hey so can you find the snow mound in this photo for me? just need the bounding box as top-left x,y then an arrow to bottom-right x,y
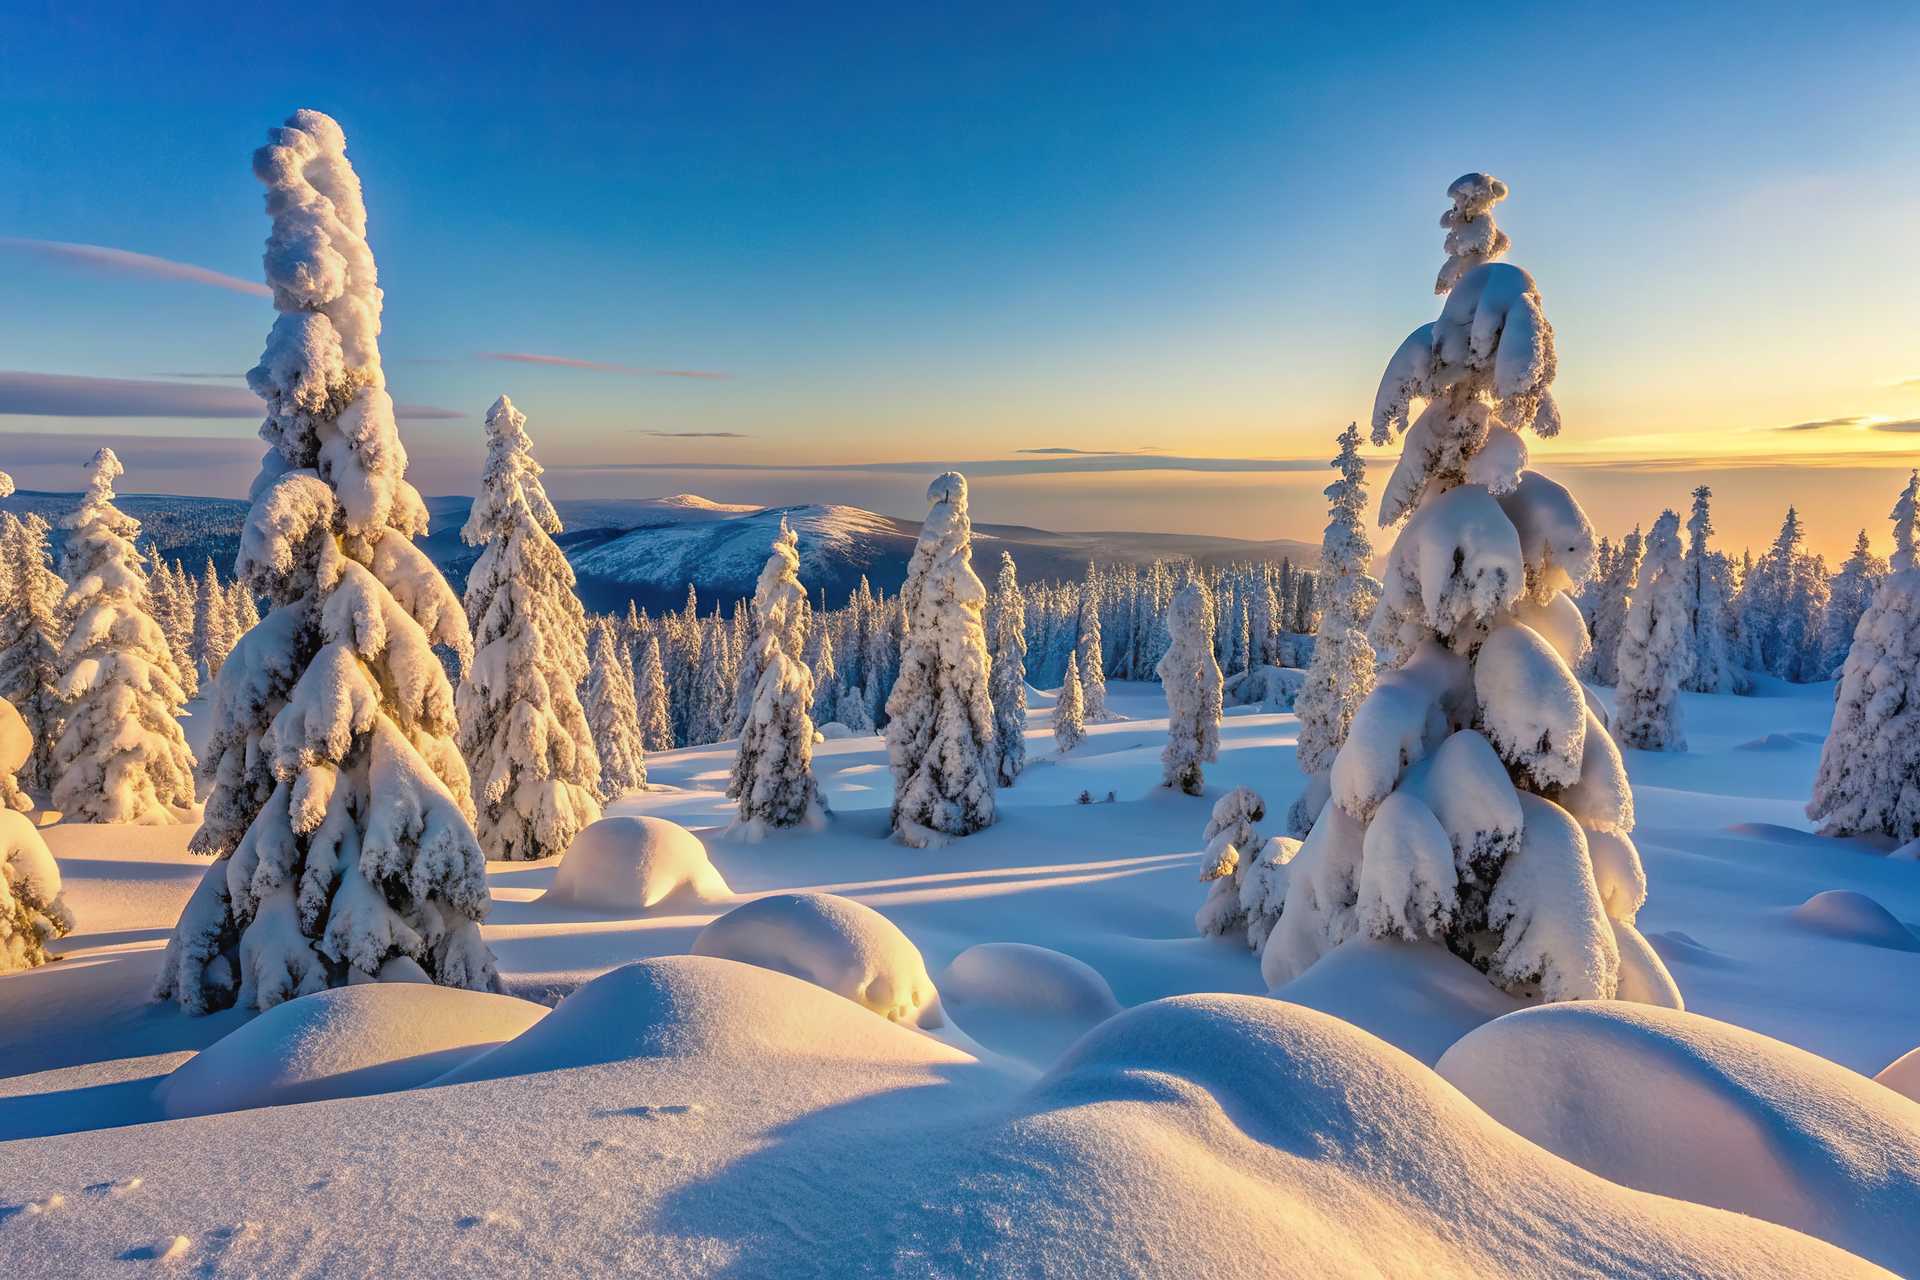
538,816 -> 731,914
1877,1047 -> 1920,1104
437,955 -> 966,1085
1736,732 -> 1819,752
1272,938 -> 1521,1065
1437,1001 -> 1920,1275
938,942 -> 1121,1066
156,984 -> 550,1119
692,892 -> 942,1026
1031,994 -> 1880,1277
1788,889 -> 1919,951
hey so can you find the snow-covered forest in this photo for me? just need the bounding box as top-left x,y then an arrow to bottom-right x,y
1,112 -> 1917,1280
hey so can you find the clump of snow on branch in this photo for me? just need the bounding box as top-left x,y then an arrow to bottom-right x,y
727,519 -> 825,838
1614,509 -> 1693,751
156,109 -> 498,1016
49,448 -> 198,823
886,474 -> 995,846
1263,175 -> 1670,1007
1158,580 -> 1221,795
454,395 -> 601,860
1808,471 -> 1920,839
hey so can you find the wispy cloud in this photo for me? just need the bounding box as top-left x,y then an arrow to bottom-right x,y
1014,446 -> 1162,456
0,371 -> 462,421
1770,414 -> 1920,434
0,237 -> 268,297
1870,418 -> 1920,433
1775,415 -> 1868,432
551,454 -> 1324,479
640,431 -> 751,439
477,352 -> 728,380
148,372 -> 244,381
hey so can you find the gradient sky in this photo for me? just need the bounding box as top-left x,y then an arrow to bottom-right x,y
3,2 -> 1918,559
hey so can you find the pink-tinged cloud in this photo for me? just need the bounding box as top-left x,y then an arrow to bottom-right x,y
0,371 -> 462,421
477,351 -> 729,379
0,237 -> 269,297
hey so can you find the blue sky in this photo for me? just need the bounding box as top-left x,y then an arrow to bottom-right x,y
2,2 -> 1918,555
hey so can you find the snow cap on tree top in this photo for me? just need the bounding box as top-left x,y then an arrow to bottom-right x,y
1437,172 -> 1512,294
928,471 -> 967,508
0,470 -> 13,499
85,447 -> 123,496
1893,470 -> 1919,573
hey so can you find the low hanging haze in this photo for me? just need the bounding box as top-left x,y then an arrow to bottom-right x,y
2,2 -> 1918,560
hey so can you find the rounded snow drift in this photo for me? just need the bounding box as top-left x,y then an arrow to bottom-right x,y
1877,1046 -> 1920,1105
539,816 -> 732,915
435,955 -> 967,1086
692,892 -> 941,1026
939,943 -> 1121,1065
1787,889 -> 1919,951
157,983 -> 550,1119
1436,1001 -> 1920,1275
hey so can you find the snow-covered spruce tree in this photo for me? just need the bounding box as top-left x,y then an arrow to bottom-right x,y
886,473 -> 995,846
1196,785 -> 1263,939
988,550 -> 1029,786
727,520 -> 824,836
1290,422 -> 1379,836
1264,174 -> 1674,1007
690,619 -> 732,745
1808,471 -> 1920,840
1680,486 -> 1736,694
582,617 -> 647,800
0,806 -> 73,971
151,554 -> 199,702
637,633 -> 674,751
1615,510 -> 1692,751
0,512 -> 65,793
1053,651 -> 1086,752
1819,530 -> 1885,678
155,109 -> 499,1014
1076,584 -> 1110,721
1584,526 -> 1640,686
731,519 -> 806,738
49,448 -> 197,823
229,578 -> 261,636
193,556 -> 238,682
809,624 -> 838,727
1158,581 -> 1222,795
455,395 -> 600,861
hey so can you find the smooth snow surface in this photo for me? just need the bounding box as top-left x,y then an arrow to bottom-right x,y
938,941 -> 1121,1067
1877,1046 -> 1920,1103
539,816 -> 731,914
1273,938 -> 1522,1065
1437,1001 -> 1920,1275
692,892 -> 941,1026
157,984 -> 550,1119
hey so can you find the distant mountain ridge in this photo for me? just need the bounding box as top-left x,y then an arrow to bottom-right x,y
0,490 -> 1320,613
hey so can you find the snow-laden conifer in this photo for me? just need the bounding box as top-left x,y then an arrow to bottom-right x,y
1158,580 -> 1222,795
728,521 -> 824,836
0,808 -> 72,971
886,473 -> 995,846
637,633 -> 674,752
1808,472 -> 1920,839
193,556 -> 239,681
1585,528 -> 1640,686
1076,588 -> 1110,722
1819,530 -> 1885,678
1615,510 -> 1692,751
582,617 -> 647,800
1265,175 -> 1670,1007
156,110 -> 498,1014
50,449 -> 197,822
1680,486 -> 1736,694
809,624 -> 838,727
1195,785 -> 1273,945
0,511 -> 65,793
455,395 -> 600,860
988,550 -> 1029,786
1291,422 -> 1378,834
1053,651 -> 1086,753
229,578 -> 261,636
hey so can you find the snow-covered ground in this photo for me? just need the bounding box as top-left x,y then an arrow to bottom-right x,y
2,679 -> 1918,1276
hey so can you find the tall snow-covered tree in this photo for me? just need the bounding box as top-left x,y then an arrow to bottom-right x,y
636,634 -> 675,752
228,578 -> 261,636
886,473 -> 995,846
156,109 -> 498,1014
1680,486 -> 1736,694
0,512 -> 65,793
1158,580 -> 1222,795
1819,530 -> 1885,678
988,550 -> 1029,786
1291,422 -> 1378,834
193,556 -> 239,682
49,449 -> 197,823
1808,471 -> 1920,840
808,623 -> 838,727
1585,527 -> 1640,686
1615,509 -> 1692,751
582,616 -> 647,800
150,554 -> 199,701
728,522 -> 824,836
1076,584 -> 1109,721
1053,650 -> 1086,753
1265,173 -> 1674,1008
455,395 -> 600,861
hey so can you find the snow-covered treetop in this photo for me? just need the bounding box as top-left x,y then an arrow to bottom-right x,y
461,395 -> 560,545
1436,172 -> 1512,294
246,108 -> 426,549
0,470 -> 12,499
1892,471 -> 1919,574
753,517 -> 807,654
928,471 -> 966,509
906,471 -> 987,623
